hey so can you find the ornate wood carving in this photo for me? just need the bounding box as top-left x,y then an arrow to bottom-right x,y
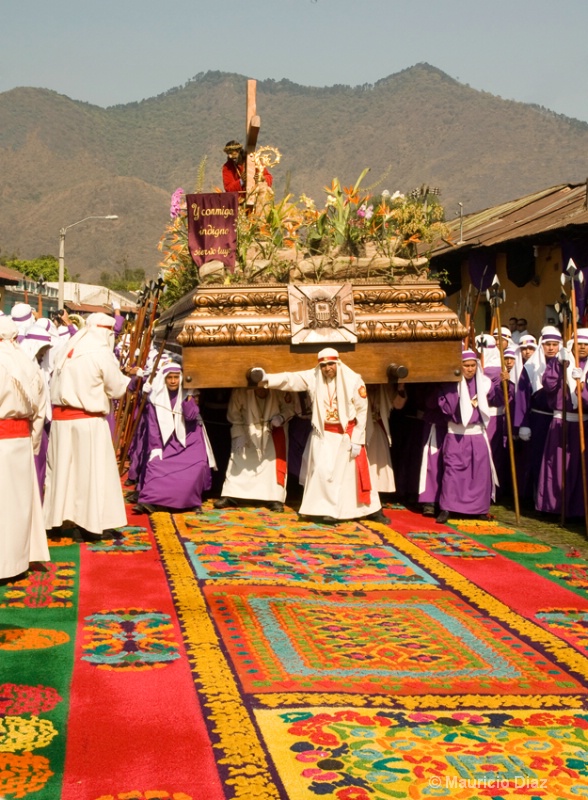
175,281 -> 466,348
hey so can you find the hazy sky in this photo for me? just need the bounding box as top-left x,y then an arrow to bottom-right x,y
1,0 -> 587,121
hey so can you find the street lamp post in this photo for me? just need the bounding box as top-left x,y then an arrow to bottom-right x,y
58,215 -> 119,308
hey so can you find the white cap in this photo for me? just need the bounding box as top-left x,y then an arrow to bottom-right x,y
317,347 -> 339,363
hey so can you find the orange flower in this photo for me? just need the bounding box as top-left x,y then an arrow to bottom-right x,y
343,185 -> 360,204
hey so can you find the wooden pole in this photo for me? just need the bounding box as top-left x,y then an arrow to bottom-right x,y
568,264 -> 588,536
494,301 -> 520,524
487,277 -> 520,524
118,318 -> 175,475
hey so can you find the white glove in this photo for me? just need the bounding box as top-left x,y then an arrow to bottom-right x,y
142,382 -> 153,395
558,346 -> 569,363
249,367 -> 266,384
135,367 -> 144,378
112,300 -> 121,310
270,414 -> 284,428
518,426 -> 531,442
572,367 -> 584,380
349,443 -> 362,459
233,435 -> 247,452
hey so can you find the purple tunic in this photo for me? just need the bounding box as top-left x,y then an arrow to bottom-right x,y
138,391 -> 212,510
536,357 -> 588,517
514,363 -> 553,503
437,376 -> 500,516
482,366 -> 514,499
34,421 -> 50,499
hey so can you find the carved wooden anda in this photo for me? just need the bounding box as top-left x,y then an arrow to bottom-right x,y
160,279 -> 466,388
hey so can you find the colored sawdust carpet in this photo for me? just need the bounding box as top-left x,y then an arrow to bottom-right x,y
4,501 -> 588,798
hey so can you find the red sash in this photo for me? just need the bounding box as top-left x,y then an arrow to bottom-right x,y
0,418 -> 31,439
271,426 -> 287,487
323,419 -> 372,504
52,406 -> 106,421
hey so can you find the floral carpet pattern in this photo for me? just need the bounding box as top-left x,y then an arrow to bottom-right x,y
4,505 -> 588,798
151,505 -> 588,799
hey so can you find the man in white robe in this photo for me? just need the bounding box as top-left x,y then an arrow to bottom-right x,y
214,386 -> 296,512
43,312 -> 131,540
251,348 -> 384,522
0,317 -> 50,580
366,383 -> 407,496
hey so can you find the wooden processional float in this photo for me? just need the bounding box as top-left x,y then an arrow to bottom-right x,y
155,78 -> 466,387
156,277 -> 467,389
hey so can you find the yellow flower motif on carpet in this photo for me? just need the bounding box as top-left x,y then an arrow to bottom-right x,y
493,541 -> 551,554
0,716 -> 58,753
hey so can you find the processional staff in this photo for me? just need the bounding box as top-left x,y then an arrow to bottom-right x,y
117,314 -> 176,476
115,278 -> 165,461
562,259 -> 588,535
113,284 -> 152,449
554,288 -> 571,526
487,276 -> 520,524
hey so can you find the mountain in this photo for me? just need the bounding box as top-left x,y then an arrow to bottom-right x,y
2,63 -> 588,283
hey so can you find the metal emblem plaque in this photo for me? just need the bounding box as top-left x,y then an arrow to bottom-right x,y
288,283 -> 357,344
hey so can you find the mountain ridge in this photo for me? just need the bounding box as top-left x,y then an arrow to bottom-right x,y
2,63 -> 587,282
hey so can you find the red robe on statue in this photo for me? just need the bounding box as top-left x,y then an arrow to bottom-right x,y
222,159 -> 273,195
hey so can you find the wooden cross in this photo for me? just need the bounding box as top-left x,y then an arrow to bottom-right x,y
244,79 -> 261,206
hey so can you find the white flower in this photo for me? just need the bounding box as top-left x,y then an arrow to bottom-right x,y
326,195 -> 337,208
391,191 -> 405,201
381,190 -> 390,198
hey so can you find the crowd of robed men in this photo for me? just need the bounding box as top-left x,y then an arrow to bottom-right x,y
1,300 -> 585,583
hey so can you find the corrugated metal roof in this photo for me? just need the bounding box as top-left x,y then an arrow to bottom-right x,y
0,265 -> 25,283
431,183 -> 588,257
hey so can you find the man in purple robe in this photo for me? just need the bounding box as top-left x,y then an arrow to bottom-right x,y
136,363 -> 215,513
435,349 -> 504,524
514,326 -> 559,505
536,328 -> 588,517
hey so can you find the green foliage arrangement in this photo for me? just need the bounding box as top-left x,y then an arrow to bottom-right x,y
158,168 -> 450,308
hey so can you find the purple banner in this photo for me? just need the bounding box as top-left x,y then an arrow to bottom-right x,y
186,192 -> 238,272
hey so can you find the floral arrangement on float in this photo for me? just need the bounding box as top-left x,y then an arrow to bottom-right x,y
157,154 -> 450,308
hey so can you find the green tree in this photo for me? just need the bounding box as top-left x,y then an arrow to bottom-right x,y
3,255 -> 68,282
100,263 -> 146,292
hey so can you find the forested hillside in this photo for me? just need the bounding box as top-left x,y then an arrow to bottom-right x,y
2,63 -> 587,282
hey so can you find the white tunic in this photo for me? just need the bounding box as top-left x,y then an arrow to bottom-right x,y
221,388 -> 295,502
0,342 -> 49,579
366,384 -> 406,494
43,327 -> 130,534
266,366 -> 381,519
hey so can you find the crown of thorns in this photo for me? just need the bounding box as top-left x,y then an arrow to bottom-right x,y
224,140 -> 243,154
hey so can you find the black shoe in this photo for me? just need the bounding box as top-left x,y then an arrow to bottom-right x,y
366,509 -> 388,524
74,528 -> 112,542
126,490 -> 139,503
133,503 -> 158,515
422,503 -> 436,517
267,502 -> 284,513
213,496 -> 238,509
321,515 -> 339,524
436,510 -> 450,524
124,478 -> 136,487
191,507 -> 204,515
